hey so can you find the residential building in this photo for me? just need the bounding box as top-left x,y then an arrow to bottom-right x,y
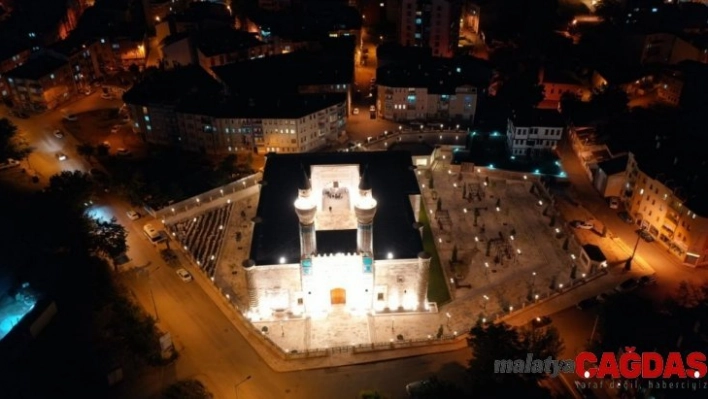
3,53 -> 76,112
398,0 -> 462,57
538,67 -> 587,106
593,155 -> 629,199
123,65 -> 347,155
48,38 -> 103,92
622,148 -> 708,267
657,68 -> 683,106
375,58 -> 491,122
566,125 -> 627,182
0,44 -> 32,102
506,109 -> 565,157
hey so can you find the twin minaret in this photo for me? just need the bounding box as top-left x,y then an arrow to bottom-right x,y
293,165 -> 378,259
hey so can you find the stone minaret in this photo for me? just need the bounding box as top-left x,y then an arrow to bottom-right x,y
294,166 -> 317,258
354,166 -> 378,256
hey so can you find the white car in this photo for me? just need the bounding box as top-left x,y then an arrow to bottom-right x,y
63,114 -> 78,121
52,129 -> 64,138
369,105 -> 376,112
55,152 -> 68,161
176,268 -> 192,282
352,108 -> 359,115
126,210 -> 140,220
570,220 -> 594,230
608,197 -> 620,209
110,125 -> 121,134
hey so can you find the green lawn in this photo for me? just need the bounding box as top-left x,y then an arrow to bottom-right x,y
420,201 -> 451,305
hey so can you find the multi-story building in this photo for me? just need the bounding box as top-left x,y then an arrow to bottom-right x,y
3,53 -> 76,112
0,44 -> 32,102
174,93 -> 347,154
657,68 -> 684,106
622,152 -> 708,267
376,58 -> 490,122
506,109 -> 565,157
398,0 -> 462,58
123,65 -> 347,155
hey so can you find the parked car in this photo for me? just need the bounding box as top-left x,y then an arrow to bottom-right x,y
617,211 -> 634,224
102,141 -> 111,148
369,105 -> 376,112
52,129 -> 64,139
126,210 -> 140,220
531,316 -> 552,328
638,275 -> 657,286
636,229 -> 655,242
55,152 -> 67,161
596,291 -> 616,303
176,268 -> 192,282
405,378 -> 440,398
576,297 -> 600,310
11,110 -> 29,119
63,114 -> 78,121
83,88 -> 92,95
352,107 -> 359,115
608,197 -> 620,209
616,278 -> 639,293
570,220 -> 594,230
101,92 -> 113,100
116,148 -> 131,157
110,125 -> 121,134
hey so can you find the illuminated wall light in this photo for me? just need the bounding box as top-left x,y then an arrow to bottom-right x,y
387,252 -> 393,259
279,256 -> 286,264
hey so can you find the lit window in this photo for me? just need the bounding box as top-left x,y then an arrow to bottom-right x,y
144,115 -> 150,122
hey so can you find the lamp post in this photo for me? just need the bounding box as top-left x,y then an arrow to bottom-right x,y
625,227 -> 644,271
234,375 -> 252,398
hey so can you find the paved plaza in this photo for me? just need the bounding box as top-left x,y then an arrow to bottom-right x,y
159,154 -> 653,358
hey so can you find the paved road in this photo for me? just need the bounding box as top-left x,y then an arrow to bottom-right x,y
556,138 -> 708,297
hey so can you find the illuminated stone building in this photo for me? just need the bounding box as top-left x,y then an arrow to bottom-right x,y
243,152 -> 431,319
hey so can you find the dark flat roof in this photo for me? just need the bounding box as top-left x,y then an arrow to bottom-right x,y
122,66 -> 222,106
176,92 -> 346,119
196,29 -> 263,57
597,155 -> 628,176
5,54 -> 67,80
377,57 -> 492,94
250,151 -> 423,265
511,108 -> 566,127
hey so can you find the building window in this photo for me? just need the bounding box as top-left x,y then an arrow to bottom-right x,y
377,293 -> 385,301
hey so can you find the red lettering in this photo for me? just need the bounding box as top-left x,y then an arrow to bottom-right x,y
663,352 -> 687,379
642,352 -> 664,378
575,352 -> 597,379
619,350 -> 642,379
597,352 -> 621,379
686,352 -> 707,379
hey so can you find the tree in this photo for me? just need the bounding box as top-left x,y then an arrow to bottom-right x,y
0,117 -> 32,161
162,379 -> 213,399
88,217 -> 128,258
45,170 -> 95,210
467,322 -> 556,397
76,143 -> 96,162
591,85 -> 629,118
496,70 -> 545,112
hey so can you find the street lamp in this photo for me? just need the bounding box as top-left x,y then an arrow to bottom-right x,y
625,227 -> 644,271
235,375 -> 252,398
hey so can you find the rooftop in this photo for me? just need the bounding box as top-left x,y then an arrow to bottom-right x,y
122,66 -> 223,106
597,155 -> 628,176
212,50 -> 353,94
250,151 -> 423,265
511,108 -> 566,127
376,57 -> 492,94
5,54 -> 67,80
176,92 -> 346,119
195,29 -> 263,57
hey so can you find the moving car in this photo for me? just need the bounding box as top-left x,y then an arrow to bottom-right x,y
126,210 -> 140,220
63,114 -> 78,121
616,278 -> 639,293
570,220 -> 594,230
176,268 -> 192,282
55,152 -> 67,161
608,197 -> 620,209
617,211 -> 634,224
576,297 -> 600,310
636,229 -> 655,242
52,129 -> 64,139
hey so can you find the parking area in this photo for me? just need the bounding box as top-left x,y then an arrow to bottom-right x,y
61,107 -> 144,158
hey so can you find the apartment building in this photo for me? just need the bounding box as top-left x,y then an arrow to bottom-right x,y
376,58 -> 490,122
174,94 -> 347,154
0,44 -> 32,102
623,152 -> 708,267
3,53 -> 76,112
506,109 -> 565,157
398,0 -> 462,58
